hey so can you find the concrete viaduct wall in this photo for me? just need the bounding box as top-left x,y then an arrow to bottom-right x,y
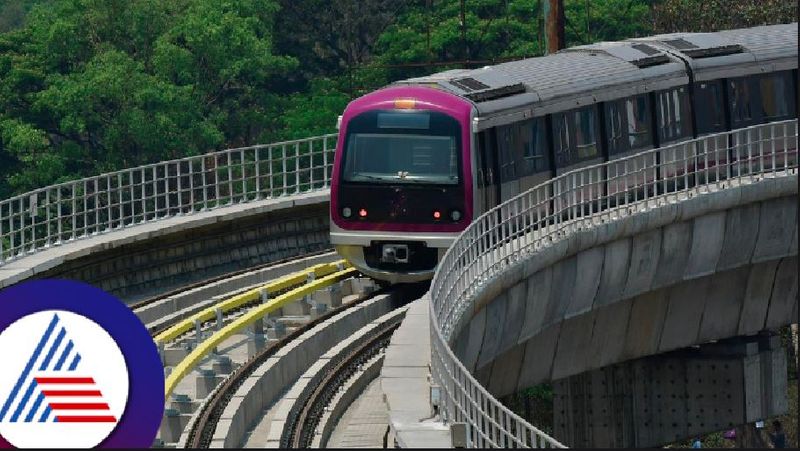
450,177 -> 798,398
0,193 -> 330,303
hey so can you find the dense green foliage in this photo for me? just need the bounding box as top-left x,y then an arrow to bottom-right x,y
0,0 -> 795,198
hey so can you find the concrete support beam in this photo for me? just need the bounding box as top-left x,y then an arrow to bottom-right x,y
553,335 -> 788,448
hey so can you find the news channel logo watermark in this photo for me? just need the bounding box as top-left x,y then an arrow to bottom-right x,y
0,280 -> 163,448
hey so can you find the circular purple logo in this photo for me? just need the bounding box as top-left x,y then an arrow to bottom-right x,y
0,280 -> 163,448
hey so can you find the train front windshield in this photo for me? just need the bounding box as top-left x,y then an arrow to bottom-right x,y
341,110 -> 462,185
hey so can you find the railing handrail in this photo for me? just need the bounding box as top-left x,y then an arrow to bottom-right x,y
429,119 -> 798,448
0,134 -> 338,202
0,133 -> 338,266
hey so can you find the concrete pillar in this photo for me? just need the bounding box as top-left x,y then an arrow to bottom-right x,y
267,321 -> 287,340
552,335 -> 788,448
163,344 -> 190,367
282,298 -> 311,316
450,422 -> 468,448
351,278 -> 376,296
212,356 -> 233,375
247,333 -> 267,357
160,408 -> 191,443
196,369 -> 223,398
339,279 -> 354,297
170,393 -> 195,414
249,317 -> 264,335
310,302 -> 328,320
313,285 -> 343,309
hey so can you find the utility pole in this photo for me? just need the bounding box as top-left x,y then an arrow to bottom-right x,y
543,0 -> 565,54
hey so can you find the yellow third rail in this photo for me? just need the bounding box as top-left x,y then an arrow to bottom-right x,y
162,260 -> 356,398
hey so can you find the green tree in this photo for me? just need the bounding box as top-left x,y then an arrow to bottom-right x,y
0,0 -> 53,33
564,0 -> 653,46
276,77 -> 351,140
371,0 -> 654,83
274,0 -> 407,80
153,0 -> 297,146
0,0 -> 294,195
652,0 -> 796,33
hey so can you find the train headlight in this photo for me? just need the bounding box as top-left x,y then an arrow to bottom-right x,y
342,207 -> 352,218
451,210 -> 462,221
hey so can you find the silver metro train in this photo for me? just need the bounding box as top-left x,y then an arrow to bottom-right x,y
330,23 -> 798,284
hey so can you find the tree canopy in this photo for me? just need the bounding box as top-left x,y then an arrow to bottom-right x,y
0,0 -> 795,198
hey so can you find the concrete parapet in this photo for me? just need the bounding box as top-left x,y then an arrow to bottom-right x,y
451,177 -> 797,396
271,304 -> 407,446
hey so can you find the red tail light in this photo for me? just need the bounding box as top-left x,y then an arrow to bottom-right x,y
358,208 -> 368,218
433,210 -> 442,220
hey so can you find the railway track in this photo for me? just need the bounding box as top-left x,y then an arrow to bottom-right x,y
184,285 -> 396,448
131,248 -> 425,449
287,317 -> 401,448
128,250 -> 385,447
130,249 -> 333,313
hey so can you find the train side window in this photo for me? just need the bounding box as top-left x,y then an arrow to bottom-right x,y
574,106 -> 598,160
626,95 -> 653,150
605,100 -> 627,155
656,86 -> 692,144
497,124 -> 517,182
759,71 -> 795,121
693,80 -> 726,135
727,76 -> 760,127
522,117 -> 550,173
552,112 -> 571,168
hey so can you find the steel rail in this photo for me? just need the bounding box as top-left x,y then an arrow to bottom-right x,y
288,319 -> 401,448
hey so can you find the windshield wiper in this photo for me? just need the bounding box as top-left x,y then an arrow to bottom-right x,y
352,174 -> 390,182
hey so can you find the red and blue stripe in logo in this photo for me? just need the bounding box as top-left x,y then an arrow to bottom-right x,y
0,313 -> 117,425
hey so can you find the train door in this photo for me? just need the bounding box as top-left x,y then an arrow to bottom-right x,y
478,129 -> 500,212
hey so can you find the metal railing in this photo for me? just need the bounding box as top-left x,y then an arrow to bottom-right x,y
429,119 -> 798,448
0,134 -> 338,266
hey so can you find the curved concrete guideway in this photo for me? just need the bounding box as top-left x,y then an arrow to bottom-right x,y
449,176 -> 798,398
0,191 -> 330,301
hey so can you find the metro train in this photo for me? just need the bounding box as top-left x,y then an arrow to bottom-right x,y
330,23 -> 798,284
